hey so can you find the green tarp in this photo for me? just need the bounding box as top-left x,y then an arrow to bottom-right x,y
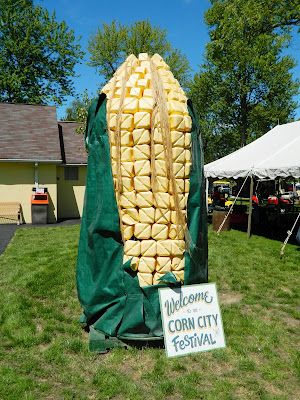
76,93 -> 207,351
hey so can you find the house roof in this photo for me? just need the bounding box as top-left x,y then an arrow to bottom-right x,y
58,121 -> 87,165
0,103 -> 62,162
0,103 -> 87,165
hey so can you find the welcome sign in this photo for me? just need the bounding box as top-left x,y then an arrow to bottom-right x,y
159,283 -> 226,357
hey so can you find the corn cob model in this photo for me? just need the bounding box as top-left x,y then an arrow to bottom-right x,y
77,52 -> 207,348
101,53 -> 192,287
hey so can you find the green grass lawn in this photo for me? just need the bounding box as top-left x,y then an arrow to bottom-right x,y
0,225 -> 299,400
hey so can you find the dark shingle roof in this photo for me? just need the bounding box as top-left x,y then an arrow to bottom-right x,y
58,121 -> 87,165
0,103 -> 61,162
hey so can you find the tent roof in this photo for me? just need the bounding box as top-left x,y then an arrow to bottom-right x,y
204,121 -> 300,179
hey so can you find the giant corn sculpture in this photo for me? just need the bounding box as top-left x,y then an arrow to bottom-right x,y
77,54 -> 207,350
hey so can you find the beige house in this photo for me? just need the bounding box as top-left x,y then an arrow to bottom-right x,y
0,103 -> 87,224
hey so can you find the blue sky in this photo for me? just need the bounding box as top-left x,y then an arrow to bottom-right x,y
38,0 -> 300,120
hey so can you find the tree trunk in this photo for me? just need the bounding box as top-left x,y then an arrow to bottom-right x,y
240,94 -> 248,147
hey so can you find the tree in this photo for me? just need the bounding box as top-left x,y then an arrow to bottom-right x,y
88,20 -> 191,88
62,90 -> 92,134
189,0 -> 299,163
0,0 -> 83,105
257,0 -> 300,32
63,91 -> 91,122
63,99 -> 84,122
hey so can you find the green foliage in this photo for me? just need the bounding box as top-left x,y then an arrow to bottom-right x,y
165,49 -> 191,89
189,0 -> 299,163
0,0 -> 83,105
0,225 -> 299,399
88,20 -> 128,82
63,99 -> 86,122
88,19 -> 191,87
62,90 -> 92,134
261,0 -> 300,32
124,20 -> 171,59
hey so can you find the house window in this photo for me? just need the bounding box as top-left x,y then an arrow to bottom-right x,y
64,166 -> 78,181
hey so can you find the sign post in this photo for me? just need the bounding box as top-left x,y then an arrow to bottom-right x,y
159,283 -> 225,358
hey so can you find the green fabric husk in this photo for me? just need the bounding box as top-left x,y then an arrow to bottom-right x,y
76,94 -> 207,351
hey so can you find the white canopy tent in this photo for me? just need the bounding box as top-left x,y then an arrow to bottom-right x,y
204,121 -> 300,180
204,121 -> 300,238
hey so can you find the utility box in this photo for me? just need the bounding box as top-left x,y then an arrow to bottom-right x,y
31,190 -> 49,224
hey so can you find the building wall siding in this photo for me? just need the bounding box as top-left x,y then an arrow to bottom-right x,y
0,163 -> 57,223
57,165 -> 86,220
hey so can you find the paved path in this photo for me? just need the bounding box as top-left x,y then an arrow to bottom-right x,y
0,219 -> 81,255
0,225 -> 18,255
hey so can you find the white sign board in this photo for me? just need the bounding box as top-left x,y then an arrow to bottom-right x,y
159,283 -> 225,358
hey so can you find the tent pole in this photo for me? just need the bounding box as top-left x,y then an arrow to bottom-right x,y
205,178 -> 209,212
247,176 -> 254,239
